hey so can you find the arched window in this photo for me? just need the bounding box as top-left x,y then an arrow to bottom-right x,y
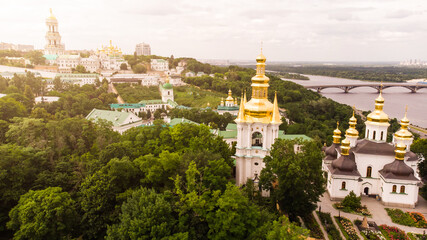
341,181 -> 346,190
252,132 -> 263,147
392,185 -> 397,193
366,166 -> 372,178
400,186 -> 405,193
373,131 -> 376,140
380,131 -> 384,141
168,91 -> 170,95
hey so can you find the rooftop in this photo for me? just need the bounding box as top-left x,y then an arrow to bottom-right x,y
169,118 -> 199,127
86,109 -> 140,127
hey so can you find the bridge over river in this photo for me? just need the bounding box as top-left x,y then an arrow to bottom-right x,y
304,83 -> 427,93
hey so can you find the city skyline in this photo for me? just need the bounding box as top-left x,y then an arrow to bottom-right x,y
1,0 -> 427,61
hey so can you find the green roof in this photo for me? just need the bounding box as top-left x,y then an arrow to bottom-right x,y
226,123 -> 237,131
43,54 -> 58,60
217,105 -> 239,111
163,83 -> 173,89
169,118 -> 198,127
167,99 -> 178,107
138,99 -> 165,105
218,130 -> 237,139
110,103 -> 145,109
278,132 -> 312,141
86,109 -> 138,127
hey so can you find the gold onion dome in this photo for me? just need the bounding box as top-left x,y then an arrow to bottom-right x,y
242,50 -> 275,123
395,142 -> 407,160
226,89 -> 234,102
333,122 -> 342,144
48,8 -> 57,20
394,107 -> 413,139
340,139 -> 351,155
345,110 -> 359,137
367,91 -> 389,124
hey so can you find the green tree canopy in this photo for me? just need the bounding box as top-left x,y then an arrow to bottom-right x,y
7,187 -> 79,240
260,139 -> 325,219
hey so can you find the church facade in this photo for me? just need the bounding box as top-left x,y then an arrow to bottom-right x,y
235,52 -> 282,186
323,93 -> 421,208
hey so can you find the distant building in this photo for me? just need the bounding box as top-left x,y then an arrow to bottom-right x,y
217,89 -> 239,116
56,55 -> 81,73
185,71 -> 196,77
135,43 -> 151,56
35,96 -> 60,104
0,42 -> 34,52
96,40 -> 128,71
111,74 -> 160,86
44,9 -> 65,55
0,71 -> 41,79
86,109 -> 143,134
160,76 -> 174,102
196,72 -> 206,77
56,73 -> 99,86
150,59 -> 169,71
80,56 -> 100,73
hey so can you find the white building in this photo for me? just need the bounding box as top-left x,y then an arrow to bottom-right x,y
324,94 -> 421,208
96,41 -> 128,71
56,73 -> 98,86
80,56 -> 100,73
185,71 -> 196,77
44,9 -> 65,55
35,96 -> 60,104
111,74 -> 160,86
160,76 -> 174,102
135,43 -> 151,56
151,59 -> 169,71
86,109 -> 143,134
57,55 -> 81,73
217,89 -> 239,115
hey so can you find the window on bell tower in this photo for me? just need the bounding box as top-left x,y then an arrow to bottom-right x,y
252,132 -> 263,147
366,166 -> 372,178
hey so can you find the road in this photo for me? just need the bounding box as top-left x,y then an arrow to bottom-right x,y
108,83 -> 125,104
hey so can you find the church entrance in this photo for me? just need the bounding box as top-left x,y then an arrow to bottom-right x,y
364,187 -> 369,195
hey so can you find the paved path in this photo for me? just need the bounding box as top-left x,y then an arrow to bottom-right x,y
108,83 -> 125,104
318,193 -> 427,235
313,211 -> 329,240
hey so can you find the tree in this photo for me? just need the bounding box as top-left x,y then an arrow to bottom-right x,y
120,63 -> 128,70
0,97 -> 26,121
260,139 -> 325,219
106,188 -> 182,239
265,216 -> 309,240
132,64 -> 147,74
7,187 -> 79,240
341,191 -> 361,211
74,65 -> 87,73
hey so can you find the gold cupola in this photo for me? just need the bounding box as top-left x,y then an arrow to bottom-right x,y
395,142 -> 407,160
366,90 -> 389,125
333,122 -> 342,144
242,50 -> 274,123
226,89 -> 234,103
345,109 -> 359,137
340,138 -> 351,155
48,8 -> 57,20
394,106 -> 413,140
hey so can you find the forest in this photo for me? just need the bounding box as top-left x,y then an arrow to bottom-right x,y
265,65 -> 427,82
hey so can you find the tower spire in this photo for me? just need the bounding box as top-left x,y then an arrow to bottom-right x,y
333,121 -> 342,144
271,91 -> 282,124
235,92 -> 246,122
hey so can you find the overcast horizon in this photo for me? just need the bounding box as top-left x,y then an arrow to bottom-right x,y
1,0 -> 427,62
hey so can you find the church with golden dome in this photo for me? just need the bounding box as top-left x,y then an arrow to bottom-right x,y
234,51 -> 283,187
44,9 -> 65,55
323,92 -> 421,208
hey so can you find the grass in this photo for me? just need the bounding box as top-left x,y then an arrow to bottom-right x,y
334,203 -> 372,217
174,85 -> 226,108
407,233 -> 427,240
317,211 -> 343,240
334,216 -> 359,240
114,83 -> 227,108
385,208 -> 427,228
301,213 -> 325,239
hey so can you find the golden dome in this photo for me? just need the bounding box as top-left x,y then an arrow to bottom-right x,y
366,92 -> 389,124
333,122 -> 342,144
346,110 -> 359,137
341,138 -> 351,155
395,142 -> 407,160
225,89 -> 234,102
332,122 -> 341,144
394,107 -> 413,139
242,50 -> 274,123
48,8 -> 57,20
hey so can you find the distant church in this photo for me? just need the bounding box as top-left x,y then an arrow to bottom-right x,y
323,93 -> 422,208
44,9 -> 65,55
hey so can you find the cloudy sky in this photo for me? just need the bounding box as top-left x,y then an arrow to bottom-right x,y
1,0 -> 427,61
